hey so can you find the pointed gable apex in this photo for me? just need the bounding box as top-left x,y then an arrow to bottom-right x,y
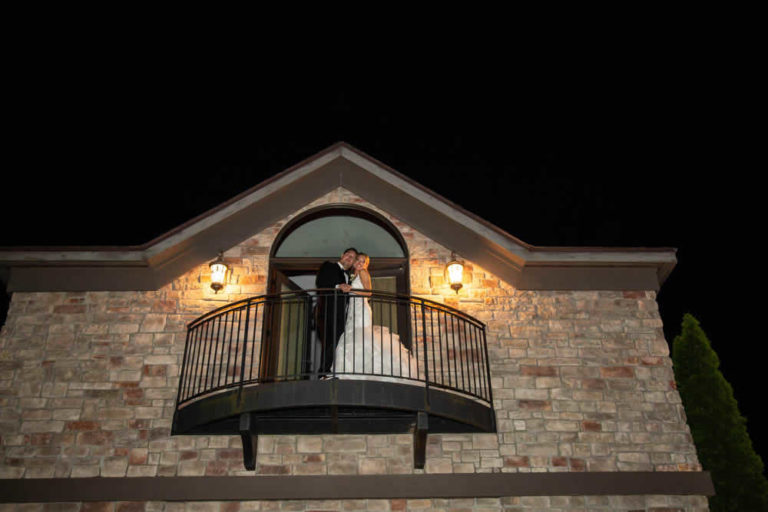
1,142 -> 676,292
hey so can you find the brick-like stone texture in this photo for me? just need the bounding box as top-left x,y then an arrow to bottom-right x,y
0,188 -> 703,504
0,495 -> 711,511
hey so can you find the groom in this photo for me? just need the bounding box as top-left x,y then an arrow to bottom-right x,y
315,247 -> 358,375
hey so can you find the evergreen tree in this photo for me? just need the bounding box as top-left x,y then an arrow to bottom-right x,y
673,313 -> 768,512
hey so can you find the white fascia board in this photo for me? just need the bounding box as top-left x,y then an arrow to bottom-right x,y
525,249 -> 677,266
0,250 -> 147,265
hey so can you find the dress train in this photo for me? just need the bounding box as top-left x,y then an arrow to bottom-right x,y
331,275 -> 418,380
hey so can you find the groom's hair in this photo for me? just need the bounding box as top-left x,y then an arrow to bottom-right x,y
343,248 -> 359,255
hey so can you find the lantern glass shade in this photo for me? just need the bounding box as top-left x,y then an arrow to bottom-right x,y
209,256 -> 228,293
446,257 -> 464,293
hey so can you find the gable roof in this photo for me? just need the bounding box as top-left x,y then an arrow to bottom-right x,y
0,142 -> 676,292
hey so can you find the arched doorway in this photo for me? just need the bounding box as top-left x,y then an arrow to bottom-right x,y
263,205 -> 410,380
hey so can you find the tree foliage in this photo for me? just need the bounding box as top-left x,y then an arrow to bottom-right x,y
673,313 -> 768,511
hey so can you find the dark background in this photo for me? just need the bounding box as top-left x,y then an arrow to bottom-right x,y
1,34 -> 762,472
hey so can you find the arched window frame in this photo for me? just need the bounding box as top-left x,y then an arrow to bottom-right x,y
268,204 -> 410,297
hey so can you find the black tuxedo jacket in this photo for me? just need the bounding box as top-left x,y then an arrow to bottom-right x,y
316,261 -> 349,290
315,261 -> 350,372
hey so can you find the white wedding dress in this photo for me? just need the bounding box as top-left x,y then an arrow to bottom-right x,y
331,274 -> 418,380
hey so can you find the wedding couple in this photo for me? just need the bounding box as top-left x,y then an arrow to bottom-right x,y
315,248 -> 416,379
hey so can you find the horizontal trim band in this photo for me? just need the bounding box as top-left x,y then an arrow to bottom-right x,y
0,473 -> 714,502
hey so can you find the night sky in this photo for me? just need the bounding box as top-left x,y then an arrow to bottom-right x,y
2,59 -> 762,471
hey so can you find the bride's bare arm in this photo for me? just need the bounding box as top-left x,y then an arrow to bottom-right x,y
355,270 -> 372,296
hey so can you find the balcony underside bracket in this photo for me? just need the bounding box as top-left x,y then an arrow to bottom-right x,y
239,413 -> 258,471
413,411 -> 428,469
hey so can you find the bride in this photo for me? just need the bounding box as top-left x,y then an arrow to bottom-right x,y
332,253 -> 418,379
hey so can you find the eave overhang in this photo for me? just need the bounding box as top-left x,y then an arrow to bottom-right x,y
0,142 -> 676,293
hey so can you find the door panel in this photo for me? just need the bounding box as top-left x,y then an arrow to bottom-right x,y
370,268 -> 411,350
261,270 -> 311,381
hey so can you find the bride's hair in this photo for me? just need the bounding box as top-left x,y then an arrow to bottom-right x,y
350,253 -> 370,280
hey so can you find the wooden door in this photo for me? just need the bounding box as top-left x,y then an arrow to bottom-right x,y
260,270 -> 312,381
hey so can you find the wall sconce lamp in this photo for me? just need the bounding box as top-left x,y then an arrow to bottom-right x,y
445,252 -> 464,294
209,252 -> 229,293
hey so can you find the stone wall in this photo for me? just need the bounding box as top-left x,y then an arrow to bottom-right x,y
0,188 -> 705,508
0,496 -> 711,511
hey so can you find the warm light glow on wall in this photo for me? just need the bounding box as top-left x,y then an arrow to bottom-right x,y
446,253 -> 464,293
209,252 -> 228,293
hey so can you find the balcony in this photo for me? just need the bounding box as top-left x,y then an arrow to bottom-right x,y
172,290 -> 496,469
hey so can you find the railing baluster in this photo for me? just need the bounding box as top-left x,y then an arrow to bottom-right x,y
380,308 -> 385,376
250,301 -> 259,382
460,317 -> 467,394
481,326 -> 492,402
475,326 -> 490,398
387,297 -> 394,376
428,306 -> 436,385
234,308 -> 243,385
292,297 -> 299,380
181,326 -> 194,401
432,309 -> 445,386
269,298 -> 277,381
187,323 -> 201,400
176,290 -> 492,410
280,298 -> 288,379
412,300 -> 418,380
448,310 -> 457,389
194,316 -> 210,397
443,309 -> 450,388
282,299 -> 289,380
176,327 -> 193,405
240,300 -> 251,389
475,325 -> 486,398
367,297 -> 371,374
204,311 -> 217,392
353,295 -> 359,374
211,315 -> 221,389
463,319 -> 474,397
469,324 -> 481,396
225,310 -> 235,386
302,295 -> 311,379
420,299 -> 430,396
458,314 -> 465,393
335,292 -> 343,375
453,317 -> 464,389
218,311 -> 227,387
331,291 -> 337,378
473,322 -> 481,397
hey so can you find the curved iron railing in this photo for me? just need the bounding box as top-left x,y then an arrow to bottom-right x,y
176,289 -> 492,410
